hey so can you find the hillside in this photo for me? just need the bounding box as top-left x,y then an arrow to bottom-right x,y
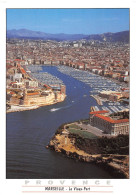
7,29 -> 129,42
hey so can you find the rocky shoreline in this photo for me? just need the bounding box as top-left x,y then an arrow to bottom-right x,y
47,124 -> 129,179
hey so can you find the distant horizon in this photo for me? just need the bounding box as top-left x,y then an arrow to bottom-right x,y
7,28 -> 129,36
7,9 -> 129,35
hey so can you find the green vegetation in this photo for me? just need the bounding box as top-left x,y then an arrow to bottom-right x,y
67,123 -> 97,139
74,134 -> 129,155
67,124 -> 80,129
97,135 -> 129,154
69,129 -> 97,139
55,122 -> 129,156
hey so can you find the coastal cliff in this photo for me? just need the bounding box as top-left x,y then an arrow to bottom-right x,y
47,123 -> 129,178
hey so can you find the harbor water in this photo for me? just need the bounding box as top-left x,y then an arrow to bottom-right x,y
6,65 -> 127,179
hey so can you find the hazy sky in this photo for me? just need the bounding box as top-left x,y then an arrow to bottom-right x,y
7,8 -> 129,34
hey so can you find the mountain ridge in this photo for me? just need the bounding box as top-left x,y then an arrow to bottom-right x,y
7,29 -> 129,42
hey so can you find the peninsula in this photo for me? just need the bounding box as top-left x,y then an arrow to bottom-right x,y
47,121 -> 129,179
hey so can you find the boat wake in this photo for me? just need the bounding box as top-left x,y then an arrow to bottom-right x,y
50,105 -> 71,112
50,108 -> 61,112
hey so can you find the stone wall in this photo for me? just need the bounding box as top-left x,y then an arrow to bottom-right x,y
20,92 -> 66,107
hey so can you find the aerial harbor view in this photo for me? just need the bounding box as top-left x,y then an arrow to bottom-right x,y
6,8 -> 129,179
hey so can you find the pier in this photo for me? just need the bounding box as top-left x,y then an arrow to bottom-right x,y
90,95 -> 103,105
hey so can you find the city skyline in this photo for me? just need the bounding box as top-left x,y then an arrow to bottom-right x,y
7,8 -> 129,35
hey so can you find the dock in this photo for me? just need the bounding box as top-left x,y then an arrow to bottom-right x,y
90,95 -> 103,105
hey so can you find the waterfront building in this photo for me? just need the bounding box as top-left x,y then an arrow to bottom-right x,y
11,73 -> 23,82
89,110 -> 129,136
99,91 -> 122,102
60,84 -> 66,95
25,80 -> 39,88
90,110 -> 109,125
20,88 -> 55,106
19,86 -> 66,107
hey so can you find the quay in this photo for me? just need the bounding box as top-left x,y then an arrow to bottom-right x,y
90,95 -> 103,105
